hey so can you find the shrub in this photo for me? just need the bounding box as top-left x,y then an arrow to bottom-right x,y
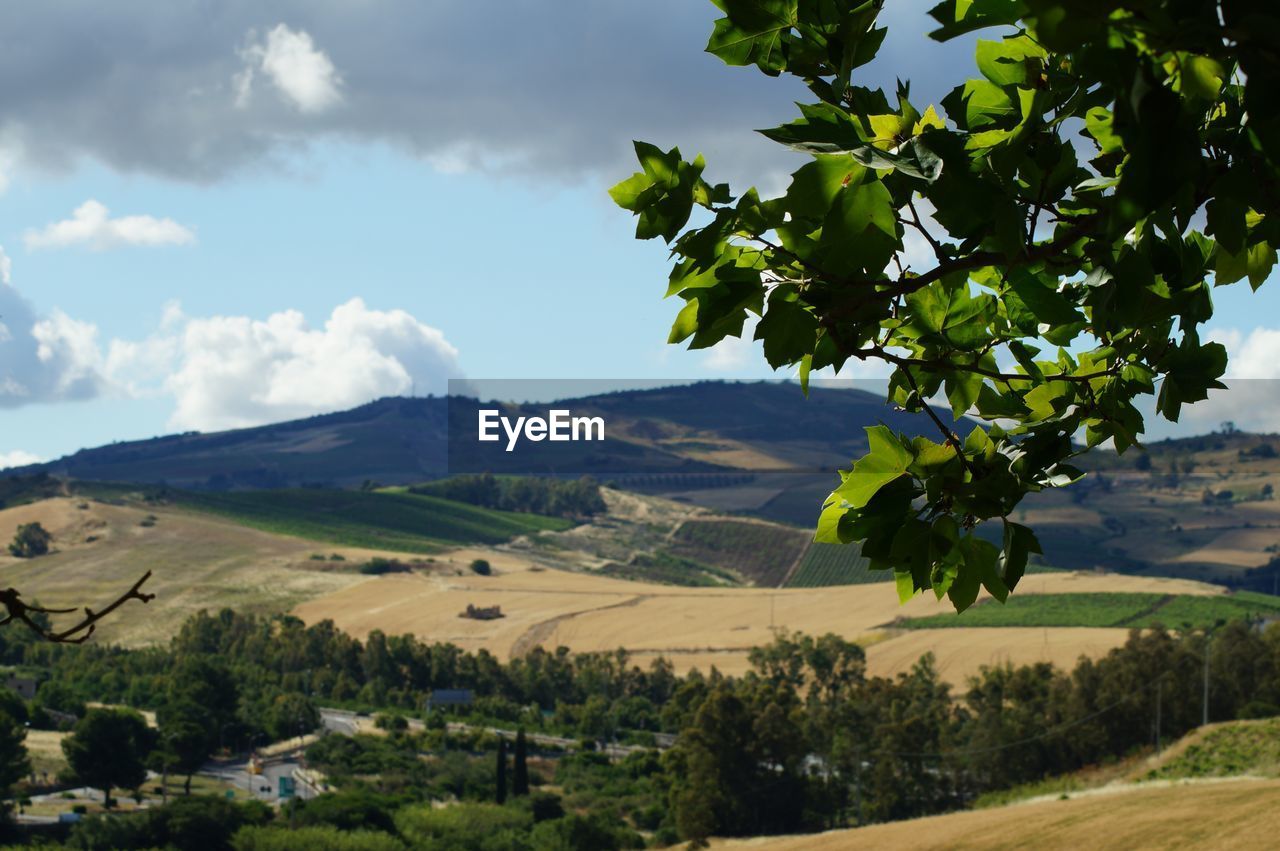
8,522 -> 52,558
233,825 -> 406,851
470,559 -> 492,576
359,558 -> 412,576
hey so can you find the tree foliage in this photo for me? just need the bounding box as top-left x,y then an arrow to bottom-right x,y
8,522 -> 51,559
62,707 -> 155,804
613,0 -> 1280,609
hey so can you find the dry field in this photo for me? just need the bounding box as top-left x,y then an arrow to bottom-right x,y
711,777 -> 1280,851
0,498 -> 399,646
294,549 -> 1221,684
24,729 -> 68,777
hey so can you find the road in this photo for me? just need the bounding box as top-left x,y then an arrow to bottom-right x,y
318,707 -> 674,759
200,757 -> 316,804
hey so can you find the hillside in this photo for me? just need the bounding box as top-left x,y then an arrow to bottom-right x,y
1,481 -> 1258,686
10,382 -> 950,487
711,778 -> 1280,850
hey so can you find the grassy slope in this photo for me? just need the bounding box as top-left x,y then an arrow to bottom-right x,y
712,778 -> 1280,850
172,489 -> 571,552
899,591 -> 1280,630
1146,718 -> 1280,780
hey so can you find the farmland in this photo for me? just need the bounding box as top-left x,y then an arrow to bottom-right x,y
786,542 -> 879,587
174,488 -> 572,551
292,552 -> 1224,684
668,518 -> 810,586
900,591 -> 1280,630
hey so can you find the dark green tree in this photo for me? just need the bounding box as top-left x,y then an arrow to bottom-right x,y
8,522 -> 51,558
264,692 -> 319,742
613,0 -> 1280,612
513,728 -> 530,796
0,709 -> 31,794
154,701 -> 213,795
62,708 -> 154,806
495,736 -> 508,805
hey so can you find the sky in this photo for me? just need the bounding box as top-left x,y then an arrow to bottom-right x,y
2,0 -> 1279,468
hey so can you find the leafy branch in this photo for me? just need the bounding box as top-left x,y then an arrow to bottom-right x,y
613,0 -> 1279,611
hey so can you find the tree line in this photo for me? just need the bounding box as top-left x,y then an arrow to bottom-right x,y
411,474 -> 607,519
3,610 -> 1280,846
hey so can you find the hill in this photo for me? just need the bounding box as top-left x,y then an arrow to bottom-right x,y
711,777 -> 1280,850
8,382 -> 964,524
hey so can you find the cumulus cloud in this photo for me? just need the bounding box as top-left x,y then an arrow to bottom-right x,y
237,24 -> 342,113
150,298 -> 459,431
24,200 -> 195,251
0,2 -> 968,185
0,261 -> 108,407
1166,327 -> 1280,436
0,450 -> 42,470
0,248 -> 458,429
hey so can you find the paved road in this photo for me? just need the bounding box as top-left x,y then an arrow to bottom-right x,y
318,707 -> 672,759
200,757 -> 315,803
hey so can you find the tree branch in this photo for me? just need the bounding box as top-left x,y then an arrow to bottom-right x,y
850,344 -> 1118,384
0,571 -> 155,644
824,215 -> 1098,322
898,366 -> 973,478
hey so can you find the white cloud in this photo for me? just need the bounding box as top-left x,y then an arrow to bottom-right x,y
1214,327 -> 1280,379
238,24 -> 343,114
0,450 -> 41,470
153,298 -> 459,431
24,200 -> 195,251
1,249 -> 458,432
703,333 -> 757,372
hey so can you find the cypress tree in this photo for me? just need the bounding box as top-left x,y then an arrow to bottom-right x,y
495,736 -> 508,804
513,728 -> 529,796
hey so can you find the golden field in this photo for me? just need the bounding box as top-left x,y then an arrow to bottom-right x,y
0,497 -> 381,645
293,547 -> 1219,683
709,777 -> 1280,851
0,494 -> 1228,685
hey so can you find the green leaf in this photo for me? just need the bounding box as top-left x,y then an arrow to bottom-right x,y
608,172 -> 654,210
755,292 -> 818,368
1216,241 -> 1277,290
942,79 -> 1017,130
975,35 -> 1046,87
999,521 -> 1041,592
849,136 -> 945,183
928,0 -> 1027,41
707,0 -> 798,74
895,570 -> 918,603
759,102 -> 865,153
819,175 -> 899,274
834,426 -> 913,509
1006,269 -> 1085,326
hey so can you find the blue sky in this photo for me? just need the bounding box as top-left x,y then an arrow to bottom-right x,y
1,1 -> 1278,466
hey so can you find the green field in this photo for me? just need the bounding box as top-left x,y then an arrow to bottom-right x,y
598,550 -> 739,587
786,542 -> 882,587
173,489 -> 572,552
669,519 -> 809,586
900,591 -> 1280,630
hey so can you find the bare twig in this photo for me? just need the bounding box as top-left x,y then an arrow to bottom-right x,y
905,197 -> 945,261
0,571 -> 155,644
